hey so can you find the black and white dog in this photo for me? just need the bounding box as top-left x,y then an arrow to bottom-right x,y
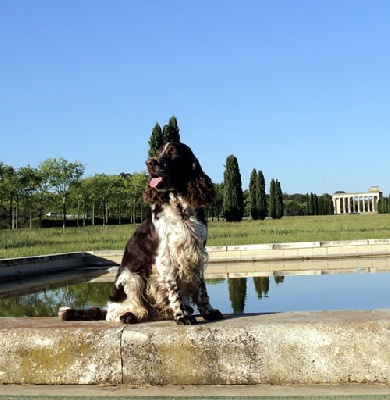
60,142 -> 223,325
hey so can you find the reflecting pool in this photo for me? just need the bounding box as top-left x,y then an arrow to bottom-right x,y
1,268 -> 389,317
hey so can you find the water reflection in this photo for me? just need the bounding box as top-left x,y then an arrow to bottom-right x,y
1,272 -> 389,317
0,282 -> 111,317
224,276 -> 282,314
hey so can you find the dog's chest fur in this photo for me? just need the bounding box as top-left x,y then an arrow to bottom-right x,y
152,193 -> 208,277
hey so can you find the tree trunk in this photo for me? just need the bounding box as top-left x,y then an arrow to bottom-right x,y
62,195 -> 66,229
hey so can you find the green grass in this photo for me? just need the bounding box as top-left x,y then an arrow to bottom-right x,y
1,213 -> 390,259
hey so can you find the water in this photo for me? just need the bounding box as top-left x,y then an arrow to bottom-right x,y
1,268 -> 389,317
207,273 -> 390,314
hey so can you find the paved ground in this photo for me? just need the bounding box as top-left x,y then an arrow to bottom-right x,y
1,384 -> 390,399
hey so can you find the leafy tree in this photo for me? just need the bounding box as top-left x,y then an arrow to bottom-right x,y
79,176 -> 100,225
16,166 -> 42,228
223,155 -> 244,222
0,163 -> 17,228
249,169 -> 258,220
210,183 -> 224,221
148,123 -> 164,158
162,115 -> 180,143
39,158 -> 85,228
120,171 -> 148,223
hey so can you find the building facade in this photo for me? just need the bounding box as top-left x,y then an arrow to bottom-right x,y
332,186 -> 382,214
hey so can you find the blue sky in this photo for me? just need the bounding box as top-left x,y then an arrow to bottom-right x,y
2,1 -> 390,195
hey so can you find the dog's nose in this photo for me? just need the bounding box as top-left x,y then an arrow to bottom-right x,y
146,159 -> 158,168
146,158 -> 167,173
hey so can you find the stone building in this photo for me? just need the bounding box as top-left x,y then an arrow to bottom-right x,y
332,186 -> 382,214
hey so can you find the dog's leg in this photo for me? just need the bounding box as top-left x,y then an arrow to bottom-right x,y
155,257 -> 197,325
167,278 -> 197,325
194,279 -> 224,321
106,270 -> 148,323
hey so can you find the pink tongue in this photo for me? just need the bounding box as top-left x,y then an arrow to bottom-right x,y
149,177 -> 163,188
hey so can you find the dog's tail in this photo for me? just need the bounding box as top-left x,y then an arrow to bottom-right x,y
58,306 -> 107,321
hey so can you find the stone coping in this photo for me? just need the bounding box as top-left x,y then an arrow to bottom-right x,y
1,238 -> 390,282
1,310 -> 390,385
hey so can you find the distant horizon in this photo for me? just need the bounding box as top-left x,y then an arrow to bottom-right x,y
1,155 -> 386,197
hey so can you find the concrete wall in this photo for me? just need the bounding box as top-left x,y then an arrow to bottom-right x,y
0,252 -> 86,281
1,310 -> 389,385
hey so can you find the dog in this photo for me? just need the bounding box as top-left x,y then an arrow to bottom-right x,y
60,142 -> 223,325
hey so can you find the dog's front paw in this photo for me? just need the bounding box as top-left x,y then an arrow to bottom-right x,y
176,314 -> 197,325
185,305 -> 195,314
120,312 -> 137,324
203,309 -> 224,321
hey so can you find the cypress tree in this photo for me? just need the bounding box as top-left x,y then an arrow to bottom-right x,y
318,196 -> 325,215
269,179 -> 276,219
307,192 -> 316,215
148,123 -> 163,158
305,193 -> 310,215
275,179 -> 284,219
163,115 -> 180,143
313,193 -> 319,215
249,169 -> 258,220
257,170 -> 267,220
223,155 -> 244,222
378,198 -> 383,213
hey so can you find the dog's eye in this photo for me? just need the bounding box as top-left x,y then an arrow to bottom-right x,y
167,147 -> 176,158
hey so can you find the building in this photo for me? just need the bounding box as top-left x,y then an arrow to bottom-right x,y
332,186 -> 382,214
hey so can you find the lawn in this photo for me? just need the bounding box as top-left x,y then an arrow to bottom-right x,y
1,213 -> 390,259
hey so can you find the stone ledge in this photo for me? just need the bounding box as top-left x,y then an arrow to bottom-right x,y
2,238 -> 390,273
1,310 -> 389,385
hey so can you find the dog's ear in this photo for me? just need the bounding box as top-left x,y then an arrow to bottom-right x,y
192,159 -> 202,174
186,159 -> 215,208
144,183 -> 167,207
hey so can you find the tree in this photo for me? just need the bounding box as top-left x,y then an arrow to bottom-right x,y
39,158 -> 85,228
275,179 -> 284,219
378,196 -> 389,214
223,155 -> 244,222
162,115 -> 180,143
16,166 -> 42,228
0,163 -> 17,229
269,179 -> 276,219
269,178 -> 283,219
148,123 -> 164,158
120,171 -> 148,223
210,183 -> 224,221
249,169 -> 259,220
257,170 -> 267,220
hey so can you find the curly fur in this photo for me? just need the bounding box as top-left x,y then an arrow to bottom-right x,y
106,142 -> 223,325
60,142 -> 223,325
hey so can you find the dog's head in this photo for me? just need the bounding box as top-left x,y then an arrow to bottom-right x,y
144,142 -> 215,208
